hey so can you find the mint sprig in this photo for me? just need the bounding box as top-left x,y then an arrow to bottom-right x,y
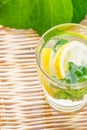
54,87 -> 87,101
64,62 -> 87,84
51,62 -> 87,101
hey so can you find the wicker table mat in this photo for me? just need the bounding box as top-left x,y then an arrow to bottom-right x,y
0,18 -> 87,130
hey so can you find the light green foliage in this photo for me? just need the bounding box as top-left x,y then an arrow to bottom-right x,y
53,39 -> 69,52
0,0 -> 86,35
52,62 -> 87,101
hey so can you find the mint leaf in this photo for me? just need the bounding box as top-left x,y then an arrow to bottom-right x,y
53,39 -> 69,52
80,66 -> 87,75
54,89 -> 71,99
54,87 -> 87,101
75,87 -> 87,100
64,62 -> 87,84
67,62 -> 78,83
78,76 -> 87,83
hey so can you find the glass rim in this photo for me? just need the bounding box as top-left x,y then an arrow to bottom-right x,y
36,23 -> 87,87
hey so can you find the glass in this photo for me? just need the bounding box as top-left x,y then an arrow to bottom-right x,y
36,23 -> 87,112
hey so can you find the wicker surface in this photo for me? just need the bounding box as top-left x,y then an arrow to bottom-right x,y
0,18 -> 87,130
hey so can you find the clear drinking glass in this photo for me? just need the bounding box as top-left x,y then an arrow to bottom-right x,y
36,23 -> 87,112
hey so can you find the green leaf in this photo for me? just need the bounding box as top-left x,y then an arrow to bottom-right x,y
68,62 -> 78,83
78,76 -> 87,83
53,39 -> 69,52
52,62 -> 87,101
0,0 -> 87,35
71,0 -> 87,23
64,62 -> 87,84
80,66 -> 87,75
54,87 -> 87,101
54,89 -> 71,99
75,87 -> 87,100
0,0 -> 73,35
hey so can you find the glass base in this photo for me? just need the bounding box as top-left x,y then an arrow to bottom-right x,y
45,92 -> 87,112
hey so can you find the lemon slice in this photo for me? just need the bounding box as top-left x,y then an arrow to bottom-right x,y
53,41 -> 86,79
41,48 -> 54,76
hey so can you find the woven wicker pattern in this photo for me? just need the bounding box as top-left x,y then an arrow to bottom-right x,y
0,18 -> 87,130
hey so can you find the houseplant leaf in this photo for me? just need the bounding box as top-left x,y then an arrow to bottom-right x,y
71,0 -> 87,23
0,0 -> 87,35
0,0 -> 73,35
